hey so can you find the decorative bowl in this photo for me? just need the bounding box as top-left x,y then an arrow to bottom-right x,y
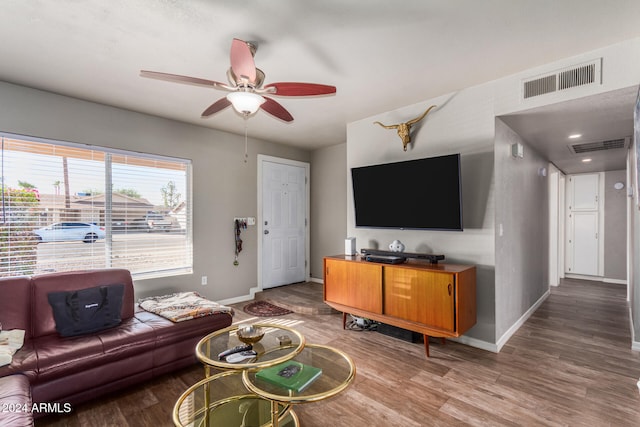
237,324 -> 265,344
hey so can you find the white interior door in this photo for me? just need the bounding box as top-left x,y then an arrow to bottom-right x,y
565,173 -> 602,277
571,211 -> 599,276
261,159 -> 307,289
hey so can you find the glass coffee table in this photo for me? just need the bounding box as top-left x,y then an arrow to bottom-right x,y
195,323 -> 306,376
173,370 -> 299,427
173,323 -> 306,426
174,324 -> 355,427
243,344 -> 356,427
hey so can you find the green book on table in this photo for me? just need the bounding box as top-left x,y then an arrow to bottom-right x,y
256,361 -> 322,392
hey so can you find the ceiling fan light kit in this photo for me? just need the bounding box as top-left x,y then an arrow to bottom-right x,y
141,38 -> 336,122
227,91 -> 266,116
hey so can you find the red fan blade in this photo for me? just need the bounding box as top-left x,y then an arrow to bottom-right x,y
260,97 -> 294,122
264,82 -> 336,96
201,97 -> 232,117
140,70 -> 225,88
230,39 -> 256,84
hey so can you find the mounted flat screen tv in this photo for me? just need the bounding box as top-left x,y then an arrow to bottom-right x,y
351,153 -> 463,230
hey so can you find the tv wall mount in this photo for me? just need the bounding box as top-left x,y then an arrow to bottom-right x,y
360,249 -> 445,265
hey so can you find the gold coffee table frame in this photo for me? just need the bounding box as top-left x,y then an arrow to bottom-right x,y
175,325 -> 355,427
195,323 -> 306,375
244,344 -> 356,427
172,370 -> 298,427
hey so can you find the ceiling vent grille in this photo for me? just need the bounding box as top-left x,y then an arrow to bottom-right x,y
569,138 -> 627,154
523,75 -> 556,99
522,58 -> 602,100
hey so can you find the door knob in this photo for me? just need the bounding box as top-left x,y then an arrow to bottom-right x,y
264,230 -> 269,235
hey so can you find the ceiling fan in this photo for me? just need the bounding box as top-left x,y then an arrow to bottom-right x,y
140,38 -> 336,122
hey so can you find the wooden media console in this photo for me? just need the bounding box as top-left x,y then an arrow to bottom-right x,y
323,255 -> 476,357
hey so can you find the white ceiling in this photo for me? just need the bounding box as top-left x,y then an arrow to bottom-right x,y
1,1 -> 639,173
500,86 -> 638,174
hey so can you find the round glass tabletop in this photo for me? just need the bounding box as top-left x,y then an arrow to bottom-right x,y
243,344 -> 356,404
196,322 -> 306,371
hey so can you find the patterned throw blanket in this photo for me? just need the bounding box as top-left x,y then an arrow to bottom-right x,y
0,329 -> 25,367
139,292 -> 234,323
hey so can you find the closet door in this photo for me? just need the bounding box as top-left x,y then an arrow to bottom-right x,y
571,173 -> 599,211
570,211 -> 599,276
566,173 -> 601,276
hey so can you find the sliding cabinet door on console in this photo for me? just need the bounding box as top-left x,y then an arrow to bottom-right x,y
324,259 -> 383,313
383,268 -> 455,332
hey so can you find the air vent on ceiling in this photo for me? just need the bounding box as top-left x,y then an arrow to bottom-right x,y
569,138 -> 628,154
522,58 -> 602,100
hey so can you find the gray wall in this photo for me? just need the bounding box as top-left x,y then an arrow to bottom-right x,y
604,169 -> 628,282
0,81 -> 310,302
310,143 -> 347,280
630,120 -> 640,346
346,83 -> 498,346
494,120 -> 549,341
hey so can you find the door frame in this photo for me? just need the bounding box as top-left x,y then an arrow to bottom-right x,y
257,154 -> 310,291
549,165 -> 561,286
564,172 -> 605,279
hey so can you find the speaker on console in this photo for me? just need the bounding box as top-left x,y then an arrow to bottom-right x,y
345,237 -> 356,255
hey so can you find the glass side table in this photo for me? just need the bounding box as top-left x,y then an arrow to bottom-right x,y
243,344 -> 356,427
173,370 -> 298,427
196,323 -> 306,375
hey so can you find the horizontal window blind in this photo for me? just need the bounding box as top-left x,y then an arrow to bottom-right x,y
0,134 -> 192,279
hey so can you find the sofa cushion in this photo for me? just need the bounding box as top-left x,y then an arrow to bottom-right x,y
0,341 -> 38,381
47,284 -> 124,337
32,316 -> 159,383
95,317 -> 157,355
0,276 -> 32,340
32,334 -> 105,382
31,269 -> 134,338
134,307 -> 233,349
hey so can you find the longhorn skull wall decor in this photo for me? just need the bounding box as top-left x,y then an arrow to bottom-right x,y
374,105 -> 437,151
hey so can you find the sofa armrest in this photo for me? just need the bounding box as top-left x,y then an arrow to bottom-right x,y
0,374 -> 33,427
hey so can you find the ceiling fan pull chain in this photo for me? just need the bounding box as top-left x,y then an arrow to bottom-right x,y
244,116 -> 249,163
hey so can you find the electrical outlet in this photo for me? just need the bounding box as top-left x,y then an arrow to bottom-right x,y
201,276 -> 207,286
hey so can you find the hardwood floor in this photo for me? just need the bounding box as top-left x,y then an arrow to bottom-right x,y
36,278 -> 640,426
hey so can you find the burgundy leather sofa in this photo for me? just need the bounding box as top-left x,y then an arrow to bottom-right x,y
0,269 -> 233,424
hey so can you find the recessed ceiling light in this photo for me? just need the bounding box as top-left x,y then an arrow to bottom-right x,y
582,158 -> 592,163
569,133 -> 582,139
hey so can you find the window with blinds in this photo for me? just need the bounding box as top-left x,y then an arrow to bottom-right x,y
0,133 -> 192,279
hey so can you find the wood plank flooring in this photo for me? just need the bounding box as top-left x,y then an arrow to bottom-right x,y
36,278 -> 640,426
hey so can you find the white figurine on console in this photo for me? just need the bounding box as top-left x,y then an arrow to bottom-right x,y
389,240 -> 405,253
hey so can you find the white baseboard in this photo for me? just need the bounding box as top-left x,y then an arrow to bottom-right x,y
218,278 -> 325,305
218,294 -> 255,305
494,289 -> 550,352
564,274 -> 627,285
218,285 -> 261,306
565,273 -> 603,281
629,305 -> 640,352
603,278 -> 627,285
449,335 -> 499,353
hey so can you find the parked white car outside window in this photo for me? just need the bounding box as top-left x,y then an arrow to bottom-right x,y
34,222 -> 106,243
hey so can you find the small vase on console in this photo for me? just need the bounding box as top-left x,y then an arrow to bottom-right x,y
388,240 -> 405,253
